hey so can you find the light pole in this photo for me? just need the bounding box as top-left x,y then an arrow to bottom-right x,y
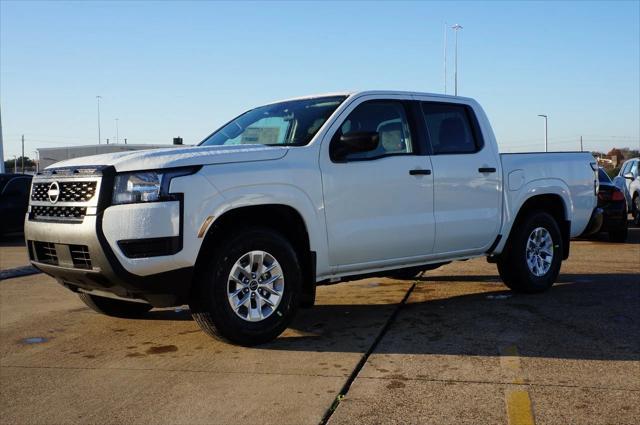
451,24 -> 463,96
96,96 -> 102,144
115,118 -> 119,144
538,114 -> 548,152
443,22 -> 448,94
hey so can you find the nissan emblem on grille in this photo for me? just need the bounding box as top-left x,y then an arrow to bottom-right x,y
47,181 -> 60,203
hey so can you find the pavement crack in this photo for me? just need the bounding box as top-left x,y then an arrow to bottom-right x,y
356,375 -> 640,393
319,282 -> 416,425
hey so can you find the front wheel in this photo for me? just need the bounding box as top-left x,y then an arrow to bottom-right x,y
497,211 -> 563,293
190,227 -> 301,346
78,293 -> 152,318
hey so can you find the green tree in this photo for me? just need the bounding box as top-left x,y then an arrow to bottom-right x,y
3,156 -> 35,173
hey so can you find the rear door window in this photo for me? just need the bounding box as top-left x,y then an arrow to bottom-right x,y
420,102 -> 481,154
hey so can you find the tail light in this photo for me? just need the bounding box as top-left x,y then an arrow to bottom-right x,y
600,189 -> 625,202
611,190 -> 625,201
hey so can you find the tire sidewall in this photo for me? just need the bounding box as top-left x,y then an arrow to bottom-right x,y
196,228 -> 301,344
510,211 -> 562,291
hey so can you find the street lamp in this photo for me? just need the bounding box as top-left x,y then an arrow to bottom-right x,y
96,96 -> 102,145
443,21 -> 448,94
115,118 -> 119,144
451,24 -> 463,96
538,114 -> 548,152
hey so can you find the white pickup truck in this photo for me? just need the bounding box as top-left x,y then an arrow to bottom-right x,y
25,91 -> 600,345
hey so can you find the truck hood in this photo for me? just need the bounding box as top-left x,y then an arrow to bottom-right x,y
47,144 -> 289,172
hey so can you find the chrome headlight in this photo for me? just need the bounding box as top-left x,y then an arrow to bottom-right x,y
111,167 -> 202,205
113,172 -> 162,204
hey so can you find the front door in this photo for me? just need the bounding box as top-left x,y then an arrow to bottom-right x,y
320,98 -> 435,271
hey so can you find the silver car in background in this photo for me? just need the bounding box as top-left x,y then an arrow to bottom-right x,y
613,158 -> 640,224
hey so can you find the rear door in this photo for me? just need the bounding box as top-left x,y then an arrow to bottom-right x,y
419,101 -> 502,254
319,96 -> 435,270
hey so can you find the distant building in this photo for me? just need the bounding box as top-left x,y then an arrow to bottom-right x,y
37,144 -> 186,169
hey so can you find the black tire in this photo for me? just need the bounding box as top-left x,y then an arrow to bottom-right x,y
190,227 -> 301,346
78,293 -> 152,318
496,211 -> 563,294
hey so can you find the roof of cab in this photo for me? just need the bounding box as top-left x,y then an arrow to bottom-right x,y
267,90 -> 476,105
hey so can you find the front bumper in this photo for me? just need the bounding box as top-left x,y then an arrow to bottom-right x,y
24,167 -> 194,307
26,217 -> 192,307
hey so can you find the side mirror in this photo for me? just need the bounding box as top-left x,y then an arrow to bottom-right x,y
331,131 -> 379,161
624,172 -> 635,180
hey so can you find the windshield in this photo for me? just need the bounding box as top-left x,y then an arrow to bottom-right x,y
598,168 -> 612,183
200,96 -> 347,147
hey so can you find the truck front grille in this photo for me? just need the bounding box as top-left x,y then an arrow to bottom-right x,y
29,242 -> 92,270
70,245 -> 92,269
31,205 -> 87,221
31,181 -> 97,202
33,242 -> 58,265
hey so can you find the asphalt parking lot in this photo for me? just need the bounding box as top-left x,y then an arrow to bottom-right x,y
1,228 -> 639,425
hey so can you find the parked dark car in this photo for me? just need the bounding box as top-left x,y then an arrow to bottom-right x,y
597,168 -> 628,242
0,173 -> 33,236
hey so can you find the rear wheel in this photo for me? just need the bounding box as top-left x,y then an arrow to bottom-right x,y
190,227 -> 301,346
78,293 -> 152,318
497,211 -> 563,293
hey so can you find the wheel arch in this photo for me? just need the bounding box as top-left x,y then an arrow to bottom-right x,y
499,192 -> 571,260
193,204 -> 316,307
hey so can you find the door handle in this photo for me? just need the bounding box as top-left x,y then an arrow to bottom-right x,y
409,169 -> 431,176
478,167 -> 496,173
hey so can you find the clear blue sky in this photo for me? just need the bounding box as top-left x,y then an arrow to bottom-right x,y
1,0 -> 639,159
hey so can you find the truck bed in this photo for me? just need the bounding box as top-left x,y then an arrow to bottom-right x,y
499,152 -> 597,239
